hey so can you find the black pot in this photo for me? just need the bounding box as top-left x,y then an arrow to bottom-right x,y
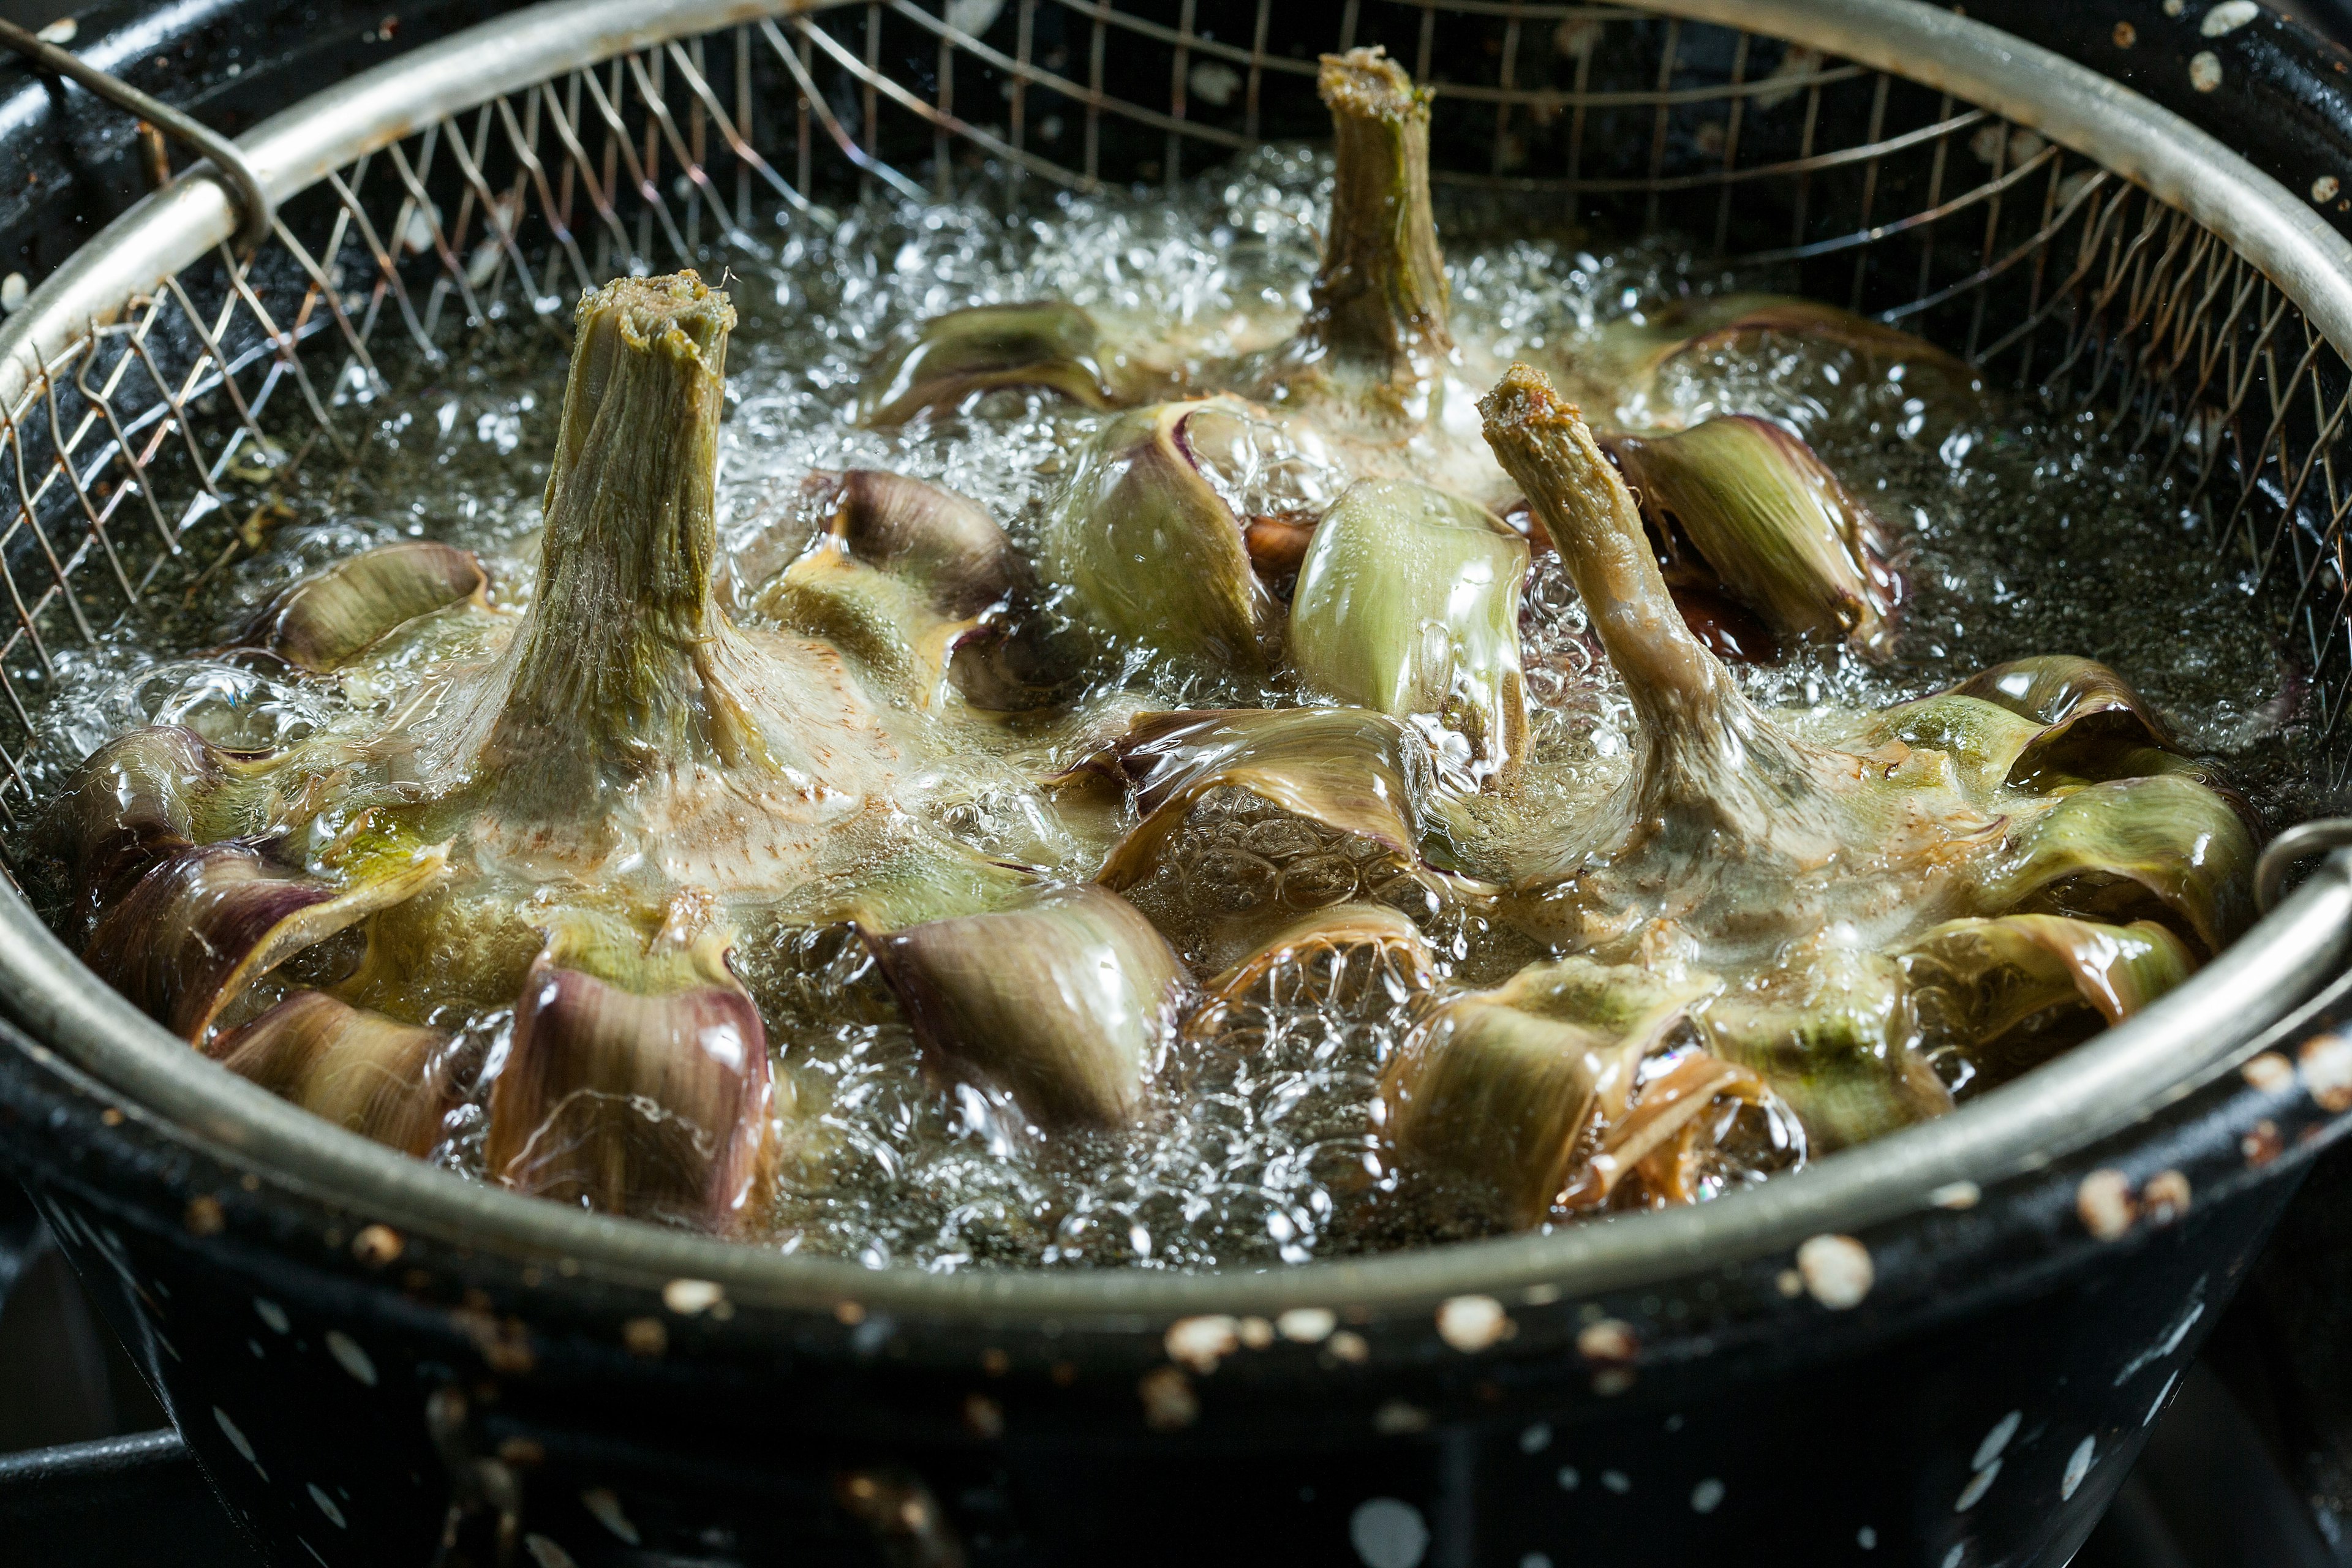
6,4 -> 2352,1566
11,961 -> 2352,1568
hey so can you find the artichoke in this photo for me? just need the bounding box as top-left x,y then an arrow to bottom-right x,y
1373,363 -> 2256,1218
997,48 -> 1912,677
37,46 -> 2256,1257
51,273 -> 1185,1228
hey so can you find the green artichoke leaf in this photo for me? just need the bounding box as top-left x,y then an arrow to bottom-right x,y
1898,913 -> 2193,1045
755,470 -> 1050,714
1085,707 -> 1431,894
1077,706 -> 1451,970
1989,773 -> 2256,955
1947,655 -> 2198,790
235,540 -> 487,673
760,542 -> 984,712
861,300 -> 1114,426
1603,415 -> 1897,655
1694,962 -> 1953,1153
1693,973 -> 1947,1147
1854,692 -> 2053,801
1042,401 -> 1281,681
1288,477 -> 1530,785
868,883 -> 1189,1127
796,468 -> 1025,618
1377,956 -> 1715,1226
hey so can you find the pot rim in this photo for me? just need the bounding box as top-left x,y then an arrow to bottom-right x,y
3,0 -> 2350,1321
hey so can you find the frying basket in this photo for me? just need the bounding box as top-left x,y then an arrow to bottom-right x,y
3,0 -> 2352,1313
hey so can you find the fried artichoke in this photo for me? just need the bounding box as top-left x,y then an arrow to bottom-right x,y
43,45 -> 2257,1253
56,275 -> 1169,1229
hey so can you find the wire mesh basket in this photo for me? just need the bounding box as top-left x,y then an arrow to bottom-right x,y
3,0 -> 2348,854
1,0 -> 2343,832
3,0 -> 2352,1248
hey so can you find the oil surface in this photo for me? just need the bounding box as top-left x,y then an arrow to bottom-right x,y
10,146 -> 2305,1270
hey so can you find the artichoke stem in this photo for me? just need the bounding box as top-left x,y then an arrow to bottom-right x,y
1478,365 -> 1821,823
1302,48 -> 1454,386
488,273 -> 758,793
1479,368 -> 1732,733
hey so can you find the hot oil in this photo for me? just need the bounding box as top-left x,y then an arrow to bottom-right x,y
7,145 -> 2305,1270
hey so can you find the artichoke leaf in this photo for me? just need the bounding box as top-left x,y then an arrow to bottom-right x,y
85,834 -> 453,1042
796,468 -> 1023,619
1618,293 -> 1980,410
1042,401 -> 1279,680
1085,707 -> 1432,903
761,542 -> 984,710
758,470 -> 1041,712
485,902 -> 777,1228
1288,478 -> 1530,785
1602,415 -> 1897,655
55,725 -> 272,928
1694,965 -> 1954,1153
861,300 -> 1114,426
868,883 -> 1188,1127
1898,913 -> 2193,1043
1377,957 -> 1711,1227
1198,901 -> 1437,1013
208,989 -> 456,1156
234,540 -> 488,673
1989,773 -> 2256,956
1557,1049 -> 1773,1211
1856,693 -> 2055,802
1948,655 -> 2198,790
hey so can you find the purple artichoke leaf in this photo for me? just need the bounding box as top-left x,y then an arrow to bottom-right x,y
867,883 -> 1189,1129
485,907 -> 777,1229
1896,913 -> 2193,1087
83,833 -> 452,1042
208,989 -> 458,1156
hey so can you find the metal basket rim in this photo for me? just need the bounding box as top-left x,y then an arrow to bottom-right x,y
3,0 -> 2350,1318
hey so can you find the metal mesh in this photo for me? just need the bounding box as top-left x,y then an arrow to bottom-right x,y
0,0 -> 2341,831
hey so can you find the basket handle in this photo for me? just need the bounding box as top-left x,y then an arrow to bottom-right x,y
0,18 -> 273,257
2258,820 -> 2352,914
